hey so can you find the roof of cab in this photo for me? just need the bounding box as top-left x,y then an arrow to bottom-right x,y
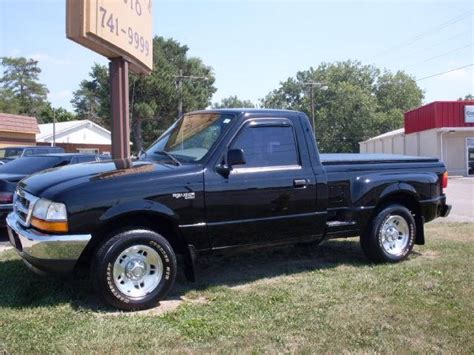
0,146 -> 63,150
28,153 -> 97,158
187,109 -> 305,116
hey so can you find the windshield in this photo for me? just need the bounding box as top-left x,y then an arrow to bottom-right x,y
0,156 -> 63,174
0,148 -> 23,159
145,113 -> 235,163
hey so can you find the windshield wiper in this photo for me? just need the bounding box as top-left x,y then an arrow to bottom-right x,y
153,150 -> 181,166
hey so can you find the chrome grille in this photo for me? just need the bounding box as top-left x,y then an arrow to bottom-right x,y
13,189 -> 38,227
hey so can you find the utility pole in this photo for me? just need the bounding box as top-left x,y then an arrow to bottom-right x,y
303,82 -> 328,136
174,70 -> 209,118
52,109 -> 56,147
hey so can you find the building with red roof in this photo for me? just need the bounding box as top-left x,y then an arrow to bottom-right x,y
360,101 -> 474,176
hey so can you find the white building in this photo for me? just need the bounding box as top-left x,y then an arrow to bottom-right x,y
37,120 -> 112,155
360,101 -> 474,177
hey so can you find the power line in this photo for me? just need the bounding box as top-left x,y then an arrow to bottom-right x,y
390,29 -> 472,61
405,43 -> 473,69
416,64 -> 474,81
369,11 -> 473,60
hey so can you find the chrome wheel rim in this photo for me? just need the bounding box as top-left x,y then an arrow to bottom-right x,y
381,215 -> 410,256
112,245 -> 163,299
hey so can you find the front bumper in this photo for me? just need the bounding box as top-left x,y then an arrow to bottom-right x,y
6,212 -> 91,274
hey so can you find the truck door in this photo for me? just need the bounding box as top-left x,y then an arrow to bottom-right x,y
204,117 -> 326,249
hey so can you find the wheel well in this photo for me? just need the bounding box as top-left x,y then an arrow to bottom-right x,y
77,212 -> 185,268
372,192 -> 425,245
375,192 -> 421,216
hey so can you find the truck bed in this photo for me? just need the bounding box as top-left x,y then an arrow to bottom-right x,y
319,153 -> 445,232
320,153 -> 438,165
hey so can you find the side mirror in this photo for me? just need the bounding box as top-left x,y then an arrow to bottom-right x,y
216,148 -> 246,177
227,148 -> 246,166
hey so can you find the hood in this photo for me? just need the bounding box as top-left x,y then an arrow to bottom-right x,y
19,159 -> 182,197
0,173 -> 25,194
0,173 -> 27,183
18,160 -> 170,196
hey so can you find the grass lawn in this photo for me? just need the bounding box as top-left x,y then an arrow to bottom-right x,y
0,222 -> 473,353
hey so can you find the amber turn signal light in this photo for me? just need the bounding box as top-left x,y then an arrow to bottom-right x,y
31,217 -> 69,233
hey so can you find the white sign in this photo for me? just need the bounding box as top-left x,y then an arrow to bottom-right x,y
465,105 -> 474,123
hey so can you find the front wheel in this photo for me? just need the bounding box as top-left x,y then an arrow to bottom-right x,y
361,204 -> 416,263
92,229 -> 177,311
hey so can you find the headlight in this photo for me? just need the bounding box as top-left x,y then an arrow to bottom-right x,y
31,198 -> 68,233
33,199 -> 67,221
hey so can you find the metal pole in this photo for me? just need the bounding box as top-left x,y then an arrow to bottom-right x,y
310,85 -> 315,134
110,58 -> 130,160
175,70 -> 208,119
52,109 -> 56,147
178,69 -> 183,118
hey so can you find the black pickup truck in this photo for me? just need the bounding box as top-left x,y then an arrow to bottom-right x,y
6,109 -> 451,310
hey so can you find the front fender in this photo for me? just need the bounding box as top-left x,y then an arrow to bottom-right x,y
99,199 -> 178,225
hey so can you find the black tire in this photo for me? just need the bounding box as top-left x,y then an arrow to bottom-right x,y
92,229 -> 177,311
360,204 -> 416,263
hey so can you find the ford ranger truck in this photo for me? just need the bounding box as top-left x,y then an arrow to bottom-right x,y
6,109 -> 451,310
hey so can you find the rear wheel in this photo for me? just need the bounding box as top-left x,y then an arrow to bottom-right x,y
92,229 -> 177,311
361,204 -> 416,263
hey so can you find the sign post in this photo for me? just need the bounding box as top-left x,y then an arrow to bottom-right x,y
110,58 -> 130,158
66,0 -> 153,159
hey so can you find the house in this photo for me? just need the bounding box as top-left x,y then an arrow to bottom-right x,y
0,113 -> 39,148
360,101 -> 474,176
37,119 -> 112,155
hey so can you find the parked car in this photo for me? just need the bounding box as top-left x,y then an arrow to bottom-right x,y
6,109 -> 451,310
0,146 -> 65,164
0,153 -> 105,227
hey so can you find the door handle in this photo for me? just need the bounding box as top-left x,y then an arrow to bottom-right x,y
293,179 -> 308,188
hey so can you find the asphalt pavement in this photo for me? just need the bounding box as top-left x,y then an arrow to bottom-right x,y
440,177 -> 474,223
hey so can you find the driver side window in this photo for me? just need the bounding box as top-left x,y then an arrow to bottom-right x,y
230,125 -> 299,168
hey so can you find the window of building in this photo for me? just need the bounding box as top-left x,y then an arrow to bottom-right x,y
77,148 -> 99,154
468,138 -> 474,176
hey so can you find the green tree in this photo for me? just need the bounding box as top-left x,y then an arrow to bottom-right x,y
0,57 -> 49,116
0,88 -> 20,113
38,102 -> 76,124
71,64 -> 110,128
213,95 -> 256,108
458,94 -> 473,100
262,60 -> 423,152
375,71 -> 424,112
71,36 -> 217,152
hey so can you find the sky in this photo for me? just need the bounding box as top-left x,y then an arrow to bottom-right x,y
0,0 -> 473,112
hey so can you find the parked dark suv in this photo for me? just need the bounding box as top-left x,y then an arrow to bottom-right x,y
0,146 -> 65,164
